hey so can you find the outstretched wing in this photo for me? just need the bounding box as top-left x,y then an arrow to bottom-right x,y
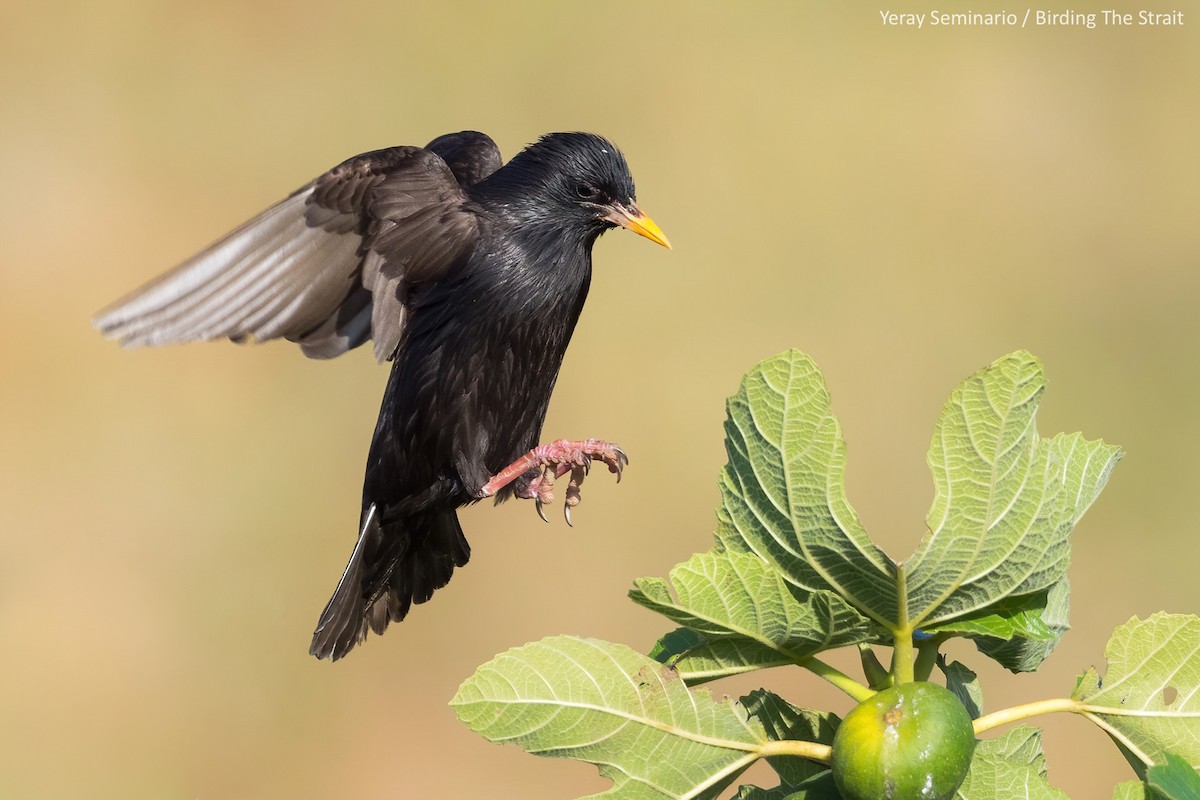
93,131 -> 503,362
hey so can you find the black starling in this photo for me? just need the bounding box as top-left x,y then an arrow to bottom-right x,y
95,131 -> 669,660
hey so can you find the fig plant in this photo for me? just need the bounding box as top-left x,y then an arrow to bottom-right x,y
452,350 -> 1200,799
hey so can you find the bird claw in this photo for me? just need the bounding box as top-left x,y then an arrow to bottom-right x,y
611,448 -> 629,484
562,465 -> 585,527
479,438 -> 628,524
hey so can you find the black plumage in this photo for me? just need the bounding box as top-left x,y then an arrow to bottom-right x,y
95,131 -> 669,660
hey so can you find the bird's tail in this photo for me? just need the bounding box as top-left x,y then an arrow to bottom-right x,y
309,504 -> 470,661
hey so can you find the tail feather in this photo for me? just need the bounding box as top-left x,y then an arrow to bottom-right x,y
309,505 -> 470,661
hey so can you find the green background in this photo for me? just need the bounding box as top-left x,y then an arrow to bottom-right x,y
2,2 -> 1196,797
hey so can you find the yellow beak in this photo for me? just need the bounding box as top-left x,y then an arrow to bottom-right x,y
605,202 -> 671,249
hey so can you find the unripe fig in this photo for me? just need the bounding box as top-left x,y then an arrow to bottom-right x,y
831,682 -> 975,800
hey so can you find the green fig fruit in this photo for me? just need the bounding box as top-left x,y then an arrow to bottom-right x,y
831,682 -> 975,800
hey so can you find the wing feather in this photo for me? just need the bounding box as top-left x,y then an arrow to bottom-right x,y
94,186 -> 363,349
94,131 -> 504,362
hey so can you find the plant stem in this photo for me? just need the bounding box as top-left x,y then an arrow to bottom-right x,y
803,657 -> 875,703
757,739 -> 833,764
972,698 -> 1081,735
891,563 -> 915,684
890,637 -> 914,684
913,635 -> 944,682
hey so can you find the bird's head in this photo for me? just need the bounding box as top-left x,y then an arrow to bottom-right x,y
491,132 -> 670,249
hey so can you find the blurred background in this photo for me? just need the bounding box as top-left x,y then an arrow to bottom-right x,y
2,2 -> 1197,797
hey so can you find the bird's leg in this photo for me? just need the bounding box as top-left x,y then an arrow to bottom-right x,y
478,438 -> 628,526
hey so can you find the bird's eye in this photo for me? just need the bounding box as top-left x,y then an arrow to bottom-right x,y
576,183 -> 600,200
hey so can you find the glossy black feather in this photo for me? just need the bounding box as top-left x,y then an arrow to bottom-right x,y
312,134 -> 634,659
95,131 -> 646,661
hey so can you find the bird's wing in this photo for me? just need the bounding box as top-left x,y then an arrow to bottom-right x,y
424,130 -> 504,186
94,133 -> 502,362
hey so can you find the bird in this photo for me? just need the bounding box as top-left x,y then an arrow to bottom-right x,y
94,131 -> 670,660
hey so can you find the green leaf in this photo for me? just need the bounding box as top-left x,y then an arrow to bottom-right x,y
939,657 -> 984,718
733,773 -> 840,800
733,788 -> 788,800
922,589 -> 1056,640
905,351 -> 1121,633
980,725 -> 1050,777
452,636 -> 767,800
1148,752 -> 1200,800
713,349 -> 899,627
1072,613 -> 1200,775
741,690 -> 838,785
1113,781 -> 1157,800
974,577 -> 1073,673
631,551 -> 876,665
733,772 -> 840,799
649,628 -> 793,684
956,730 -> 1068,799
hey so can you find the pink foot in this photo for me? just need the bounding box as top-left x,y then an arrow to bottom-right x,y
479,438 -> 629,526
